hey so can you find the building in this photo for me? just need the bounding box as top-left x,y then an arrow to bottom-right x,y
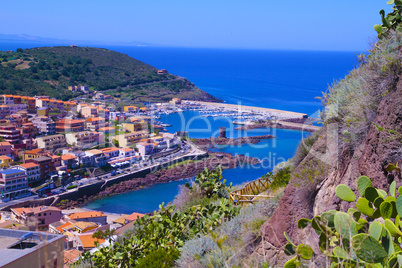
7,104 -> 27,114
55,119 -> 85,133
0,155 -> 13,168
0,126 -> 20,145
32,116 -> 56,136
100,147 -> 119,159
81,106 -> 98,118
122,121 -> 146,132
15,163 -> 41,183
66,131 -> 100,148
35,134 -> 67,151
124,106 -> 138,113
64,211 -> 107,225
21,96 -> 36,110
68,85 -> 89,93
85,117 -> 106,131
136,142 -> 153,156
0,229 -> 64,268
0,142 -> 12,156
113,131 -> 148,148
36,107 -> 48,116
85,149 -> 108,167
25,156 -> 54,180
157,69 -> 168,74
19,123 -> 37,139
170,97 -> 181,105
0,105 -> 11,119
98,126 -> 115,134
119,148 -> 136,158
11,206 -> 62,231
23,148 -> 46,162
0,95 -> 14,105
73,233 -> 105,252
0,168 -> 29,201
61,154 -> 78,168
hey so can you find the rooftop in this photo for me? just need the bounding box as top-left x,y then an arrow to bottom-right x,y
17,163 -> 40,169
67,211 -> 106,220
0,229 -> 64,267
76,234 -> 105,248
0,169 -> 25,175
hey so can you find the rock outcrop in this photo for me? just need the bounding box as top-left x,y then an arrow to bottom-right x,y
257,73 -> 402,266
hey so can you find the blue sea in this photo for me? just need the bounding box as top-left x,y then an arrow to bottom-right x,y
0,42 -> 359,213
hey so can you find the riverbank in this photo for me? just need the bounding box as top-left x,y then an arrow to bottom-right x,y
193,135 -> 275,148
56,152 -> 261,209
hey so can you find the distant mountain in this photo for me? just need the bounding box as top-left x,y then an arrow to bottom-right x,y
0,46 -> 221,103
0,33 -> 154,47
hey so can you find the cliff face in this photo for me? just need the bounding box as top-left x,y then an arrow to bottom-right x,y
256,49 -> 402,266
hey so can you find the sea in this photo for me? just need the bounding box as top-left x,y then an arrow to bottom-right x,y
0,42 -> 359,213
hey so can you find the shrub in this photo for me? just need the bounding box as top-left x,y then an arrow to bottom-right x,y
66,185 -> 77,190
136,247 -> 180,268
285,171 -> 402,267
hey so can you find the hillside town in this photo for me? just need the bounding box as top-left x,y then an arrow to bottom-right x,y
0,91 -> 200,266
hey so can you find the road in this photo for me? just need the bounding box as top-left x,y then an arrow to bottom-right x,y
0,140 -> 207,210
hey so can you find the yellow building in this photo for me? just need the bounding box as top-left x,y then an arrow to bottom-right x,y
0,155 -> 13,168
122,121 -> 146,133
124,106 -> 138,113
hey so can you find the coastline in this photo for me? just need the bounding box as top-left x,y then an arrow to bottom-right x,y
189,101 -> 308,119
56,152 -> 261,210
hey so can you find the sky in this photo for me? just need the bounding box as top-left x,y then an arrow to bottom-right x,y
0,0 -> 393,51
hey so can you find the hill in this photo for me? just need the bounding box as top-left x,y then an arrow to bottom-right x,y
0,46 -> 221,103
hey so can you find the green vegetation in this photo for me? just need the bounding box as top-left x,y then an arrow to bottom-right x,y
66,185 -> 78,190
75,166 -> 238,267
0,46 -> 220,102
375,0 -> 402,38
284,170 -> 402,267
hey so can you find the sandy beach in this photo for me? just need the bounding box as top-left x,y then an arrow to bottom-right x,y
189,101 -> 308,119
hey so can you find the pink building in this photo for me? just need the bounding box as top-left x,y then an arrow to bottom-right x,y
11,206 -> 62,231
0,141 -> 12,156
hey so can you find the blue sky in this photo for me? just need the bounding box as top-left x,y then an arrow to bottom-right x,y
0,0 -> 393,51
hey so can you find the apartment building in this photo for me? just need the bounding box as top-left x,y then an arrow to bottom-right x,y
61,154 -> 78,168
100,147 -> 119,159
0,105 -> 10,119
25,156 -> 54,180
137,142 -> 153,156
55,119 -> 84,133
113,131 -> 148,148
21,96 -> 36,109
0,95 -> 14,105
15,163 -> 41,183
85,149 -> 108,167
0,155 -> 13,168
32,116 -> 56,135
35,134 -> 67,151
0,168 -> 29,201
0,125 -> 20,145
11,206 -> 62,231
0,141 -> 12,156
64,211 -> 107,225
65,131 -> 100,148
0,229 -> 64,268
124,106 -> 138,113
81,106 -> 98,118
122,121 -> 146,132
85,117 -> 106,131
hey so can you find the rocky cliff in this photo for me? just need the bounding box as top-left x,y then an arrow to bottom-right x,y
256,33 -> 402,266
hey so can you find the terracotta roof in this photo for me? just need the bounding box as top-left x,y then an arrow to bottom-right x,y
11,206 -> 61,216
120,148 -> 134,152
18,162 -> 40,169
64,249 -> 82,266
98,127 -> 115,131
0,142 -> 11,146
100,147 -> 119,153
114,220 -> 135,235
61,154 -> 77,161
56,221 -> 74,233
67,211 -> 106,220
85,117 -> 105,122
0,155 -> 11,160
24,148 -> 44,155
57,119 -> 84,124
125,212 -> 145,222
112,215 -> 129,225
73,221 -> 98,230
86,149 -> 103,155
77,234 -> 105,249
